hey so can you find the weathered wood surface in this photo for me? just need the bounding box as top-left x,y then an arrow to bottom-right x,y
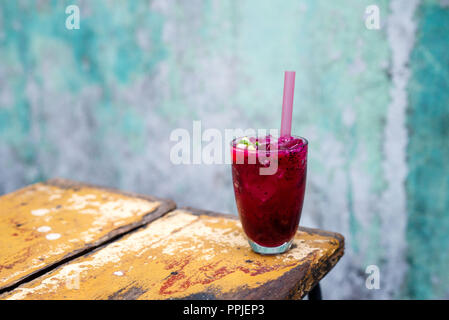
1,208 -> 344,300
0,178 -> 175,292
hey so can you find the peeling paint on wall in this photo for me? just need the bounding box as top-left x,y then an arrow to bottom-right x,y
382,0 -> 419,299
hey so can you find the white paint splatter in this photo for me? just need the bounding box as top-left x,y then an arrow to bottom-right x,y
342,107 -> 356,127
113,271 -> 124,276
31,209 -> 50,216
48,194 -> 62,201
348,53 -> 366,76
37,226 -> 51,233
46,233 -> 61,240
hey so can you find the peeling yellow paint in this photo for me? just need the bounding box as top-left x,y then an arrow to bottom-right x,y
0,182 -> 161,290
1,210 -> 343,300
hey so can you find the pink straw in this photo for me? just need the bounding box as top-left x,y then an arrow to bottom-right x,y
280,71 -> 296,137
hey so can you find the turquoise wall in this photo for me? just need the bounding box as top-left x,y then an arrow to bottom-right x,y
406,0 -> 449,299
0,0 -> 448,299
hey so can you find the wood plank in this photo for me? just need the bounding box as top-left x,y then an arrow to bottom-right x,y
1,208 -> 344,300
0,178 -> 175,292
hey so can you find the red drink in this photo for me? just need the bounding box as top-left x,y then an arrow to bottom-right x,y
231,135 -> 307,254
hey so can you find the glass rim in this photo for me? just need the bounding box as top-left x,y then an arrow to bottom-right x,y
230,135 -> 308,153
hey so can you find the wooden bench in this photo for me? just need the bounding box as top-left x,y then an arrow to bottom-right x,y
0,179 -> 344,300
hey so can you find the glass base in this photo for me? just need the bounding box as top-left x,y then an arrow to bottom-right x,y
248,239 -> 293,255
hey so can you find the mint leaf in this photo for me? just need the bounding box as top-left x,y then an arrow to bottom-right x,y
238,137 -> 250,145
